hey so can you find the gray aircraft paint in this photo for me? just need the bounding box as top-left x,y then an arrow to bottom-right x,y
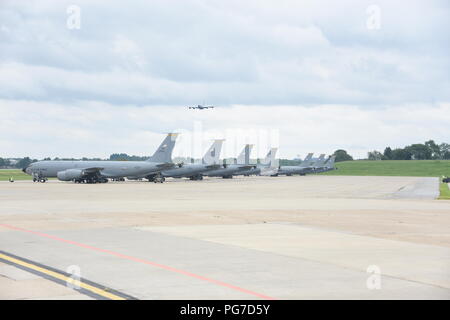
236,144 -> 253,165
276,153 -> 318,175
205,144 -> 256,178
161,140 -> 224,178
24,133 -> 178,181
314,155 -> 336,173
236,147 -> 278,176
277,153 -> 334,175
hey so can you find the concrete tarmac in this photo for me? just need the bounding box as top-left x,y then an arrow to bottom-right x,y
0,176 -> 449,299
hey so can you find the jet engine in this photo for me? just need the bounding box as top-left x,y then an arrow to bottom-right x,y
57,169 -> 84,181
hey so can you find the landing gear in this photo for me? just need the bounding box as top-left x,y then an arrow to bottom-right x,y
222,175 -> 233,179
189,175 -> 203,181
32,173 -> 47,183
73,177 -> 108,184
147,173 -> 165,183
153,177 -> 165,183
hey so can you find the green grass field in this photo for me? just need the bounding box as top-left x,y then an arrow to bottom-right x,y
318,160 -> 450,177
0,169 -> 32,181
439,182 -> 450,200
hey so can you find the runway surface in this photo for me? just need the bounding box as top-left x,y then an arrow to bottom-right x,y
0,175 -> 449,299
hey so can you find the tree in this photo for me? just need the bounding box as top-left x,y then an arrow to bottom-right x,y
383,147 -> 393,160
15,157 -> 33,169
333,149 -> 353,162
110,153 -> 131,161
424,140 -> 440,159
0,158 -> 11,168
439,143 -> 450,159
391,148 -> 412,160
405,144 -> 432,160
368,150 -> 383,160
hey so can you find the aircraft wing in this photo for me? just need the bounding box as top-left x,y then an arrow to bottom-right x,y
156,162 -> 176,170
80,167 -> 104,173
237,165 -> 256,170
205,164 -> 221,169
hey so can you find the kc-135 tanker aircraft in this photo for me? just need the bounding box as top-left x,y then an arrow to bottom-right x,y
23,133 -> 336,183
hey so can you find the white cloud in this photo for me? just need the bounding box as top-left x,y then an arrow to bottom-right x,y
1,100 -> 448,159
0,0 -> 448,105
0,0 -> 448,159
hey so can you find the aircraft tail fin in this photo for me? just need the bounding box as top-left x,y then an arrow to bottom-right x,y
261,148 -> 278,167
325,155 -> 336,168
202,140 -> 224,165
236,144 -> 253,165
313,154 -> 326,167
301,153 -> 314,166
147,133 -> 179,163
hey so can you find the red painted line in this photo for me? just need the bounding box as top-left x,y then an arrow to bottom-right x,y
0,223 -> 276,300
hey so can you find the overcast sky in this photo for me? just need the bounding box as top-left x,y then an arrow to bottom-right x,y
1,0 -> 449,159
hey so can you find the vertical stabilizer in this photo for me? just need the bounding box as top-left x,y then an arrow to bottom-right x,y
147,133 -> 179,163
313,154 -> 326,167
301,153 -> 314,166
202,140 -> 224,165
325,155 -> 336,168
237,144 -> 253,165
261,148 -> 278,167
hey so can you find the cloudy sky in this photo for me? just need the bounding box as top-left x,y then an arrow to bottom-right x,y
0,0 -> 449,159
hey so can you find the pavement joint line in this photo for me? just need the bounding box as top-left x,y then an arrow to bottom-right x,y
0,250 -> 136,300
0,223 -> 276,300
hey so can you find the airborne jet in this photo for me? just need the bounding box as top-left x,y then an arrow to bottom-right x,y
204,144 -> 256,179
161,139 -> 224,180
23,133 -> 179,184
275,153 -> 325,176
235,148 -> 278,176
188,104 -> 215,110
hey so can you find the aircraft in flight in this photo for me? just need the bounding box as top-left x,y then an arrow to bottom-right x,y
188,104 -> 215,110
23,133 -> 179,183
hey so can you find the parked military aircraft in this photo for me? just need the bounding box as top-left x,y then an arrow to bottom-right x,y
188,105 -> 215,110
236,148 -> 278,176
314,155 -> 336,173
275,153 -> 323,176
23,133 -> 179,183
160,140 -> 224,180
204,144 -> 256,179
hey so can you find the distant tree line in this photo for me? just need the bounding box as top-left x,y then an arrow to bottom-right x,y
0,154 -> 151,169
0,157 -> 38,169
2,141 -> 449,169
367,140 -> 450,160
109,153 -> 149,161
